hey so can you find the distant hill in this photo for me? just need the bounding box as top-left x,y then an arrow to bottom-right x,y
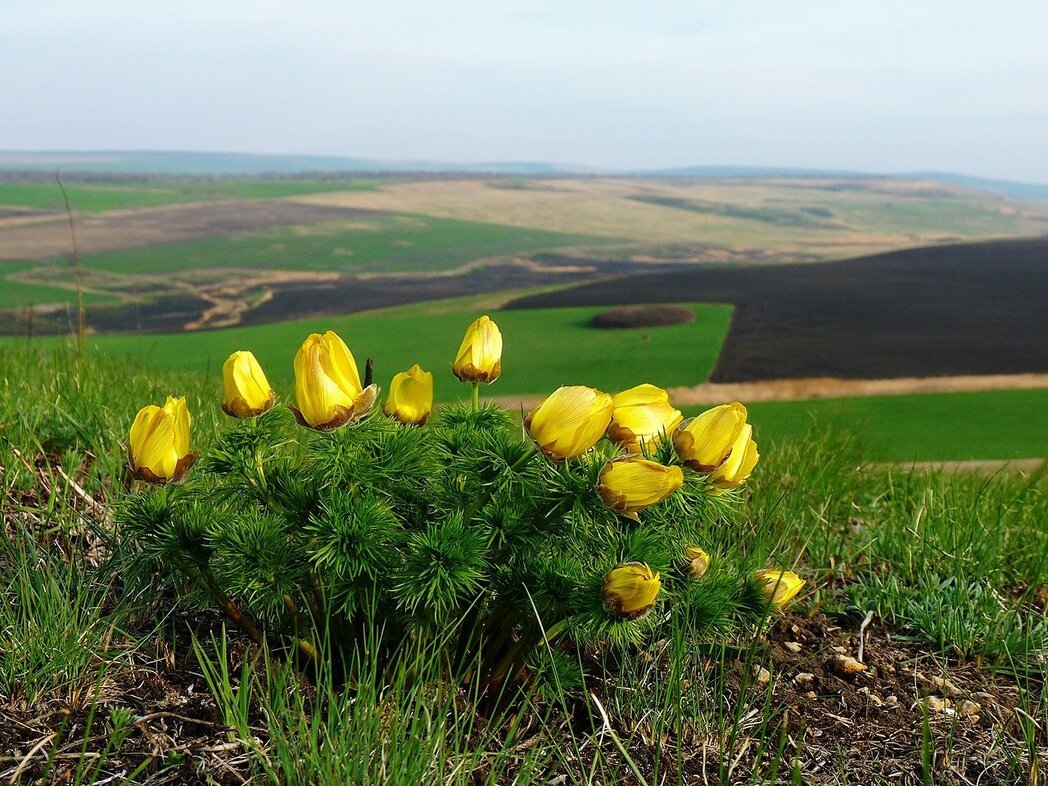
2,151 -> 1048,203
906,172 -> 1048,203
0,150 -> 580,177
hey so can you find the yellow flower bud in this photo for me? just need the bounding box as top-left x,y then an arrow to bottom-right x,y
525,385 -> 614,460
685,546 -> 711,579
673,401 -> 759,489
597,457 -> 684,521
452,315 -> 503,383
128,396 -> 195,484
755,569 -> 805,608
607,383 -> 683,453
601,562 -> 661,620
384,364 -> 434,426
221,350 -> 276,419
291,331 -> 378,430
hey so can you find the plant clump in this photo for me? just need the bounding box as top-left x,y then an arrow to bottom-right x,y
118,314 -> 803,686
590,304 -> 696,329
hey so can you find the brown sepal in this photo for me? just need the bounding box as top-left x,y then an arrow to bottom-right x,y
222,390 -> 277,419
129,452 -> 197,485
289,384 -> 379,431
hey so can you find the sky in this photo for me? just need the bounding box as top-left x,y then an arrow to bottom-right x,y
2,1 -> 1047,181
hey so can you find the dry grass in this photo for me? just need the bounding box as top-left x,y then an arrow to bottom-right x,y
291,177 -> 1048,261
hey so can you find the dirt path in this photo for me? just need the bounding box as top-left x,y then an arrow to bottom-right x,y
880,459 -> 1045,474
665,372 -> 1048,405
494,373 -> 1048,411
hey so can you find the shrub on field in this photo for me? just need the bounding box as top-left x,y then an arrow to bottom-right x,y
117,316 -> 798,686
590,304 -> 696,329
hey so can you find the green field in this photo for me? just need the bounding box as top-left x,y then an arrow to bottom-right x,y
70,214 -> 602,275
0,179 -> 377,213
680,389 -> 1048,461
70,300 -> 733,402
5,214 -> 608,305
0,262 -> 116,308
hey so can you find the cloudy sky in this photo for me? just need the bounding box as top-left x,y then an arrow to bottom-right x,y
2,1 -> 1047,180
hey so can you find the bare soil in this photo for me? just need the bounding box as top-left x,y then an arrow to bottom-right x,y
2,613 -> 1040,785
507,238 -> 1048,382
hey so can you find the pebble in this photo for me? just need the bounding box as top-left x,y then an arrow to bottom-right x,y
958,699 -> 981,718
794,672 -> 816,687
857,686 -> 884,707
753,665 -> 771,685
833,655 -> 866,676
784,641 -> 803,653
920,696 -> 954,714
930,676 -> 963,697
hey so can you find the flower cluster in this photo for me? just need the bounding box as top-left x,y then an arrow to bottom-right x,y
122,314 -> 804,681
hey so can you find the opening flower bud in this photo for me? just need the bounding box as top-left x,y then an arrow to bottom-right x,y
452,315 -> 503,383
222,350 -> 276,419
128,396 -> 195,484
601,562 -> 661,620
525,385 -> 614,460
597,457 -> 684,521
384,364 -> 434,426
756,569 -> 805,608
673,401 -> 759,489
607,384 -> 683,453
685,546 -> 711,579
291,331 -> 378,430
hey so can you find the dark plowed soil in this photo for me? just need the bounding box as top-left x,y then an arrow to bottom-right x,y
238,259 -> 686,329
507,238 -> 1048,381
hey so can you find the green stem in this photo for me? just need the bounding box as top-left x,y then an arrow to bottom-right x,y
283,594 -> 320,662
199,565 -> 264,647
471,382 -> 480,412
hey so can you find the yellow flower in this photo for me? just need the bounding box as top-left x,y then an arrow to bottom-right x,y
128,396 -> 195,484
384,364 -> 434,426
607,383 -> 683,453
756,569 -> 805,608
452,315 -> 503,383
601,562 -> 661,619
525,385 -> 614,460
221,350 -> 276,419
685,546 -> 711,579
597,457 -> 684,521
672,401 -> 759,489
291,331 -> 378,430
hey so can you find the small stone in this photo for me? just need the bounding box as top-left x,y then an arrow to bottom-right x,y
833,655 -> 866,676
920,696 -> 953,714
784,641 -> 803,654
884,695 -> 899,707
753,665 -> 771,685
830,645 -> 848,654
857,686 -> 883,707
803,690 -> 817,699
930,676 -> 962,697
794,672 -> 815,687
957,700 -> 981,718
790,624 -> 801,635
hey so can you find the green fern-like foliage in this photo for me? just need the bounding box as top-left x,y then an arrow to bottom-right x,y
120,394 -> 783,685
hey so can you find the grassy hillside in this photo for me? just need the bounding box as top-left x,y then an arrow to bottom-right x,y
0,179 -> 378,213
33,214 -> 605,277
